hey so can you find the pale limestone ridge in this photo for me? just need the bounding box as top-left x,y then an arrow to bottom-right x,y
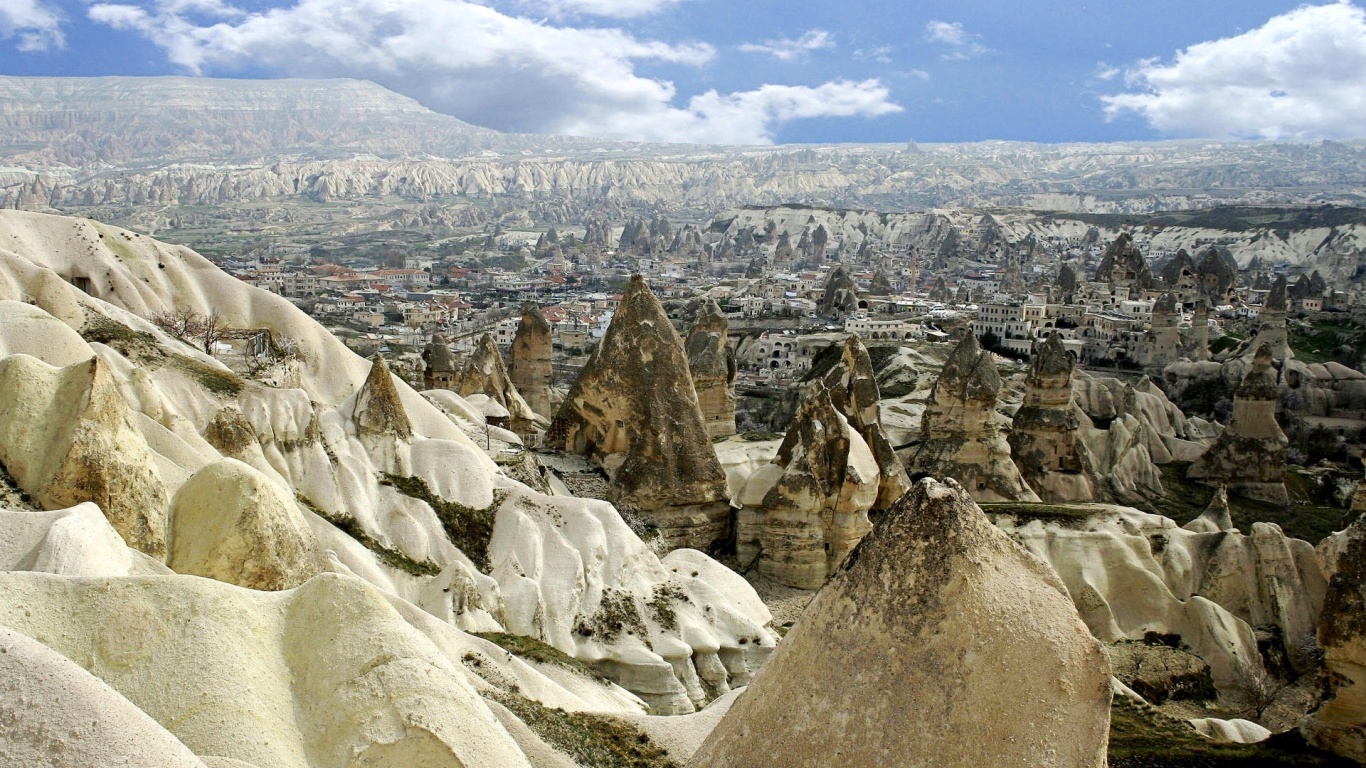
692,478 -> 1112,768
0,354 -> 169,558
548,275 -> 730,550
736,336 -> 908,588
508,303 -> 553,420
1188,345 -> 1289,504
684,298 -> 737,438
907,333 -> 1040,502
1010,332 -> 1100,502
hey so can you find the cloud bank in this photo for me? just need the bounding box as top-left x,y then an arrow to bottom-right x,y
1103,1 -> 1366,140
87,0 -> 900,143
0,0 -> 64,51
924,20 -> 989,60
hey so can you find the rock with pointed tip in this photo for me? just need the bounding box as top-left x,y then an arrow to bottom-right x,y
817,266 -> 859,316
1188,345 -> 1288,504
548,276 -> 729,550
906,334 -> 1040,502
691,478 -> 1112,768
685,298 -> 737,438
508,304 -> 553,420
457,333 -> 537,431
353,354 -> 412,439
1010,333 -> 1100,502
1183,485 -> 1236,533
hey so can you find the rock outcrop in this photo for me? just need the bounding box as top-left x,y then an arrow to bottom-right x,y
1144,292 -> 1181,369
1304,512 -> 1366,761
352,353 -> 413,439
906,334 -> 1040,502
548,276 -> 731,550
457,333 -> 538,433
1251,275 -> 1292,361
692,479 -> 1112,768
816,266 -> 859,317
508,303 -> 553,420
168,458 -> 324,591
1010,333 -> 1099,502
1188,345 -> 1289,504
1182,485 -> 1235,533
421,334 -> 458,391
736,336 -> 911,588
1095,232 -> 1154,291
684,298 -> 737,438
0,354 -> 169,559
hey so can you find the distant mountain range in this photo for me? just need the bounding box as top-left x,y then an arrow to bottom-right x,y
3,75 -> 1366,223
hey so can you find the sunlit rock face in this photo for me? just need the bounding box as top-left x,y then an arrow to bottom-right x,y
685,298 -> 737,439
1187,345 -> 1289,505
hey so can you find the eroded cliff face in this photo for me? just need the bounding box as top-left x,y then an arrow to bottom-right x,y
693,478 -> 1112,768
508,304 -> 553,421
547,275 -> 732,550
1305,510 -> 1366,762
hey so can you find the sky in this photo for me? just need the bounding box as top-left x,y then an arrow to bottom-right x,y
3,0 -> 1366,145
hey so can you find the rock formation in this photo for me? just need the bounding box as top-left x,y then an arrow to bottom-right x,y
692,479 -> 1112,768
1182,484 -> 1235,533
684,298 -> 737,438
0,354 -> 169,559
548,276 -> 731,550
817,266 -> 860,317
168,458 -> 324,591
1251,275 -> 1292,361
508,303 -> 553,420
1187,299 -> 1211,361
352,353 -> 413,439
1010,333 -> 1099,502
457,333 -> 538,433
1188,345 -> 1289,504
867,269 -> 892,295
929,275 -> 951,302
736,336 -> 911,588
1304,511 -> 1366,761
421,334 -> 458,391
906,333 -> 1040,502
1196,246 -> 1237,301
1144,292 -> 1181,369
1095,232 -> 1154,291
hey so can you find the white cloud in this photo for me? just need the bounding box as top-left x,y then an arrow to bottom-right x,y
924,20 -> 988,60
1102,1 -> 1366,140
0,0 -> 64,51
739,29 -> 834,62
87,0 -> 900,144
528,0 -> 683,19
853,45 -> 894,65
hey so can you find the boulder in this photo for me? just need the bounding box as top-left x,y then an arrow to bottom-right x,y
169,458 -> 324,591
690,479 -> 1112,768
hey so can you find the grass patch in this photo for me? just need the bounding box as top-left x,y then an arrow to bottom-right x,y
381,473 -> 500,572
167,353 -> 244,396
472,632 -> 606,681
79,313 -> 160,360
1107,696 -> 1351,767
483,688 -> 678,768
738,431 -> 784,442
296,493 -> 441,577
1144,464 -> 1349,543
982,502 -> 1101,528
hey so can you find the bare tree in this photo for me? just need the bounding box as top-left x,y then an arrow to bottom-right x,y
152,309 -> 251,357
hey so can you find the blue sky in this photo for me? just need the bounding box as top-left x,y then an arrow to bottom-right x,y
3,0 -> 1366,144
